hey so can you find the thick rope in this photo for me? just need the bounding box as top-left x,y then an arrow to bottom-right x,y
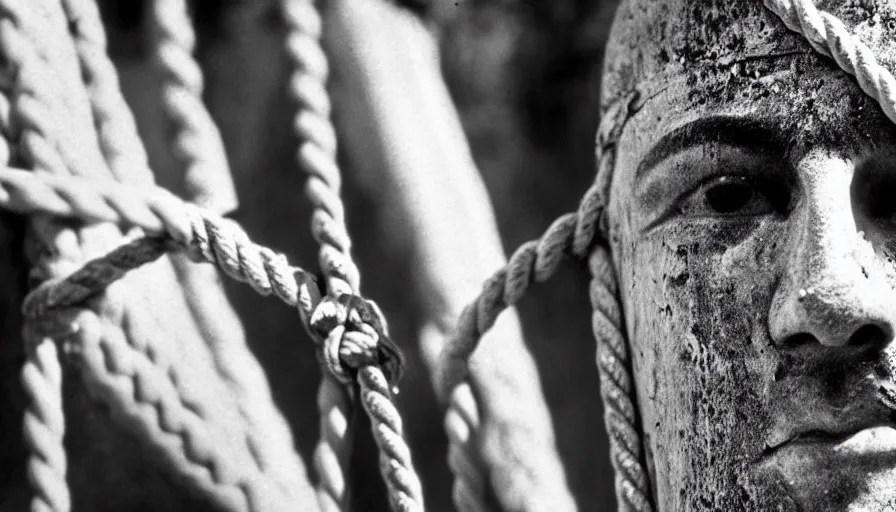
436,180 -> 653,512
764,0 -> 896,125
0,3 -> 75,510
0,168 -> 312,317
142,0 -> 310,498
281,0 -> 359,295
433,184 -> 604,512
310,296 -> 422,512
443,383 -> 489,512
0,162 -> 422,510
435,210 -> 587,512
437,183 -> 604,395
147,0 -> 237,213
56,302 -> 282,512
280,4 -> 352,509
21,329 -> 69,512
60,0 -> 155,185
280,1 -> 418,510
589,246 -> 651,512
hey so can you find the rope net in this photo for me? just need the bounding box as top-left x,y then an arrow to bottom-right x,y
0,0 -> 890,511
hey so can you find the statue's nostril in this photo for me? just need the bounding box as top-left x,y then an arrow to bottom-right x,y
848,324 -> 890,347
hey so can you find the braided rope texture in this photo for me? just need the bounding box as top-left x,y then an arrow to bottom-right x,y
437,182 -> 603,395
0,161 -> 424,511
437,181 -> 655,511
1,166 -> 310,317
282,0 -> 359,295
143,0 -> 311,496
0,2 -> 77,510
280,2 -> 354,508
589,247 -> 651,512
280,2 -> 428,511
148,0 -> 237,213
53,300 -> 302,512
438,210 -> 585,512
12,181 -> 316,509
21,331 -> 69,512
65,0 -> 307,491
0,1 -> 314,508
763,0 -> 896,124
60,0 -> 155,185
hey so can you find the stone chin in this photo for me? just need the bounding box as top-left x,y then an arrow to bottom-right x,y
599,0 -> 896,509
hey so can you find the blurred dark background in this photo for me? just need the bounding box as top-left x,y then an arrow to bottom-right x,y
14,0 -> 622,509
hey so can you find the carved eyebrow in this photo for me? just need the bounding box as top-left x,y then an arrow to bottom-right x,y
635,116 -> 787,181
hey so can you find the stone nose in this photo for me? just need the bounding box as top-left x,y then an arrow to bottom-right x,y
768,151 -> 896,349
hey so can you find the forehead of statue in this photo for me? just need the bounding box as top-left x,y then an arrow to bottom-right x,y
600,0 -> 896,112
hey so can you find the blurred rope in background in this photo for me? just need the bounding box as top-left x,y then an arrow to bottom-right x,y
0,0 -> 619,511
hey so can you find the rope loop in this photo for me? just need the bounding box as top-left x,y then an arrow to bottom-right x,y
308,293 -> 405,392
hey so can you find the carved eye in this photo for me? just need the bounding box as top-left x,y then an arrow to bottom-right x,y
678,176 -> 776,217
853,154 -> 896,230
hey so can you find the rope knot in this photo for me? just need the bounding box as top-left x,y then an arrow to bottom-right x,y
308,293 -> 405,392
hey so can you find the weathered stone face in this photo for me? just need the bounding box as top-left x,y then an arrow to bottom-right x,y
604,0 -> 896,510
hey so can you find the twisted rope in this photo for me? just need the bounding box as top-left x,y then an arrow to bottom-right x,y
0,162 -> 423,511
148,0 -> 237,213
437,183 -> 603,394
0,167 -> 311,318
763,0 -> 896,124
358,367 -> 423,512
589,246 -> 651,512
63,304 -> 273,512
281,0 -> 359,295
0,3 -> 76,510
432,181 -> 605,512
435,211 -> 584,512
309,296 -> 422,512
443,383 -> 489,512
143,0 -> 310,498
21,331 -> 69,512
60,0 -> 155,185
437,177 -> 654,512
280,2 -> 423,511
280,3 -> 353,508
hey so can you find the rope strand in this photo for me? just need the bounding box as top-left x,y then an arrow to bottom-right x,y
21,333 -> 69,512
147,0 -> 237,213
60,0 -> 155,185
281,2 -> 427,511
588,246 -> 651,512
0,160 -> 423,511
280,2 -> 355,507
0,2 -> 77,509
763,0 -> 896,123
281,0 -> 359,295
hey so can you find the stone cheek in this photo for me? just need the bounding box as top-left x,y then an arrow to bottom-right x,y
611,202 -> 793,510
603,60 -> 896,511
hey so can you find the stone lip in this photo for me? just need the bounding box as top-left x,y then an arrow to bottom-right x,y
760,419 -> 896,462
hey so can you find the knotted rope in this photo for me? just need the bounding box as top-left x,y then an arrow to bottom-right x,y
63,1 -> 311,499
280,1 -> 426,511
0,161 -> 422,511
280,3 -> 353,509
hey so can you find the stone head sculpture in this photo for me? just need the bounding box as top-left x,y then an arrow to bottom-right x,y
601,0 -> 896,509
